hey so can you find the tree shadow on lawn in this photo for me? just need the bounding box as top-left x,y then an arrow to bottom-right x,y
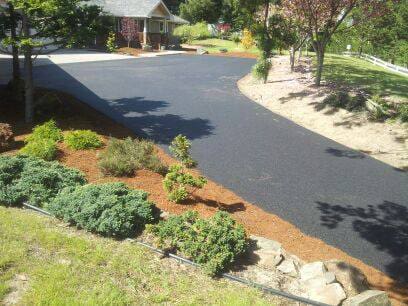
316,200 -> 408,288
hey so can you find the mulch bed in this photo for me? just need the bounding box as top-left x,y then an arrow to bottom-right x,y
1,88 -> 406,305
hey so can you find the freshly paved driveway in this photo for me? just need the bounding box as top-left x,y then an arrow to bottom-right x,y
10,54 -> 408,282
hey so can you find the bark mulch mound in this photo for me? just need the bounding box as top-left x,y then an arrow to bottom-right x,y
1,88 -> 406,305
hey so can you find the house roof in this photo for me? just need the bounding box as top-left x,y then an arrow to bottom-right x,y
87,0 -> 188,23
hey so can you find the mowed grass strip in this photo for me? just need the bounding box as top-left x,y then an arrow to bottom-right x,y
191,38 -> 260,55
317,53 -> 408,102
0,207 -> 281,305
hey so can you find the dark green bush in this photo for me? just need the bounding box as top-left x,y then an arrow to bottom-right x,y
252,56 -> 271,83
169,134 -> 197,168
25,119 -> 63,143
48,182 -> 157,237
98,137 -> 166,177
163,164 -> 206,203
20,138 -> 58,161
397,103 -> 408,122
0,155 -> 86,207
149,211 -> 248,275
64,130 -> 103,150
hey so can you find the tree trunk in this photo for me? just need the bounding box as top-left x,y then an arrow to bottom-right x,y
22,14 -> 34,123
314,41 -> 325,86
8,3 -> 20,81
290,46 -> 296,72
298,46 -> 302,61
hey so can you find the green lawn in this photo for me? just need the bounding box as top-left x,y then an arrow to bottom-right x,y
190,38 -> 260,55
318,53 -> 408,102
0,207 -> 280,305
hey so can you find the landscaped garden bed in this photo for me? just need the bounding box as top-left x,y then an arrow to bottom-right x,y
0,87 -> 405,305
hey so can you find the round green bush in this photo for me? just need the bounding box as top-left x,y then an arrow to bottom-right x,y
0,155 -> 87,207
64,130 -> 103,150
252,57 -> 272,83
149,211 -> 248,276
25,119 -> 63,143
48,182 -> 157,237
20,138 -> 58,161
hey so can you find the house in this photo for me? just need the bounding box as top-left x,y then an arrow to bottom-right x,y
89,0 -> 189,49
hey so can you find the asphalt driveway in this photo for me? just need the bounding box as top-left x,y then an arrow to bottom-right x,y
5,54 -> 407,282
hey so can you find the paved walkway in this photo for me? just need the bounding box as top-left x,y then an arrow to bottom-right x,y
1,54 -> 407,283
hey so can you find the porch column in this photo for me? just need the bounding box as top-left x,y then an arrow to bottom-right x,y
143,18 -> 148,45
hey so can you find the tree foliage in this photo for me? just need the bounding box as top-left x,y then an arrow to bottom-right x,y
120,17 -> 139,48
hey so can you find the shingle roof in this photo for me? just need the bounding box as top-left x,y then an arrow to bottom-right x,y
86,0 -> 187,23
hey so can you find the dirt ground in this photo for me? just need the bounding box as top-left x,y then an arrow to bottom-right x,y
238,56 -> 408,171
1,89 -> 407,305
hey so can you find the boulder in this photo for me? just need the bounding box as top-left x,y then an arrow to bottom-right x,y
197,48 -> 209,55
343,290 -> 391,306
300,261 -> 327,281
307,283 -> 347,306
277,259 -> 298,277
324,260 -> 369,297
249,236 -> 284,269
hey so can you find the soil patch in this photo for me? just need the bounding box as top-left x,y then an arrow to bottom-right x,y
1,88 -> 406,305
238,56 -> 408,171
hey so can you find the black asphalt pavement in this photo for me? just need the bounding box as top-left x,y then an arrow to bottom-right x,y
30,55 -> 407,282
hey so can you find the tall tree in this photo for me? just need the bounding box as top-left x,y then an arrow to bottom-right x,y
2,0 -> 102,123
179,0 -> 220,24
282,0 -> 385,86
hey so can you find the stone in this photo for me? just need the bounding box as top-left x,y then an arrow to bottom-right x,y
249,236 -> 284,269
300,273 -> 336,291
308,283 -> 347,306
343,290 -> 391,306
197,48 -> 209,55
160,211 -> 171,220
325,260 -> 369,297
324,272 -> 337,284
300,261 -> 327,281
277,259 -> 298,277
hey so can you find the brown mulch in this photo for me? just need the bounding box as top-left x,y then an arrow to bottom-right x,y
1,89 -> 407,305
116,47 -> 150,57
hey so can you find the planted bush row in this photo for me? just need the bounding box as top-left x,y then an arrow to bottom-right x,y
20,120 -> 103,161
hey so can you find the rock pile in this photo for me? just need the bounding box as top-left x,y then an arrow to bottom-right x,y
233,236 -> 391,306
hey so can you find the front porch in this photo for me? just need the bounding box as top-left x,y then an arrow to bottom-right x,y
115,17 -> 178,50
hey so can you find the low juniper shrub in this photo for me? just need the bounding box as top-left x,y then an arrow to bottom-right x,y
163,164 -> 206,203
0,155 -> 86,207
169,135 -> 197,168
64,130 -> 103,150
148,211 -> 248,276
48,182 -> 157,237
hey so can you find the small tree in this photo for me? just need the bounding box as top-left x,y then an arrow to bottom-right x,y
282,0 -> 385,85
120,17 -> 139,48
2,0 -> 102,123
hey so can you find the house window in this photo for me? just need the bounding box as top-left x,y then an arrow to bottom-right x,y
159,21 -> 164,33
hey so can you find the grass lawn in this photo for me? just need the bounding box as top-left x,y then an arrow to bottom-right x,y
317,53 -> 408,102
0,207 -> 280,305
190,38 -> 259,55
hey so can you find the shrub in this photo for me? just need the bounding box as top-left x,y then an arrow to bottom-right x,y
149,211 -> 248,275
173,22 -> 210,43
98,137 -> 166,177
65,130 -> 103,150
20,138 -> 58,161
252,56 -> 271,83
169,134 -> 197,168
367,95 -> 391,121
163,164 -> 206,203
0,123 -> 14,152
241,29 -> 254,50
48,182 -> 157,237
106,32 -> 117,53
323,92 -> 350,108
397,103 -> 408,122
230,32 -> 241,46
25,119 -> 63,143
0,155 -> 86,207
